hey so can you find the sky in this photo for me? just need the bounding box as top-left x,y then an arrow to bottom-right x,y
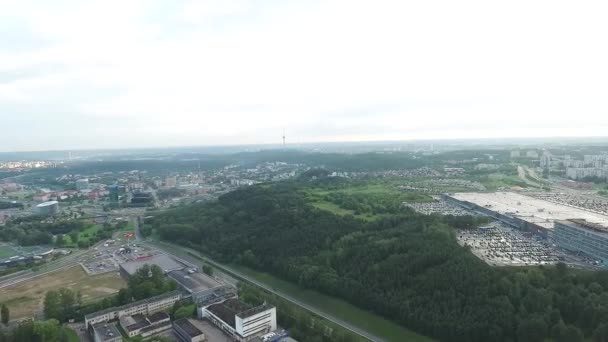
1,0 -> 608,152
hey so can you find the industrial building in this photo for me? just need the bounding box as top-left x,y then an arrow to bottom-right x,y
35,200 -> 58,216
85,291 -> 182,328
199,298 -> 277,341
445,192 -> 608,237
554,219 -> 608,265
92,322 -> 122,342
174,318 -> 205,342
119,254 -> 184,278
167,269 -> 236,304
168,269 -> 221,293
119,311 -> 172,338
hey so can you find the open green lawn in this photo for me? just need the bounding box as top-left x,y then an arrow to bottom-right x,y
4,191 -> 32,200
0,244 -> 16,258
310,201 -> 388,222
305,182 -> 432,221
79,224 -> 101,242
64,328 -> 79,342
479,173 -> 531,191
311,201 -> 356,216
123,221 -> 135,233
60,224 -> 102,246
115,220 -> 136,235
114,221 -> 136,243
229,264 -> 435,342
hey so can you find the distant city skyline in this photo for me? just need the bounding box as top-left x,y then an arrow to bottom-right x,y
1,0 -> 607,152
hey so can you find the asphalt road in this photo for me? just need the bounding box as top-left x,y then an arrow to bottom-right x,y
0,238 -> 113,289
145,240 -> 382,342
2,216 -> 382,341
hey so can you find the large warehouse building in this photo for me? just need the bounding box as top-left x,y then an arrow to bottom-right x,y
444,192 -> 608,238
554,219 -> 608,264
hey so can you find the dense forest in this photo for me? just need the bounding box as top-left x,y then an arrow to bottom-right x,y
148,179 -> 608,342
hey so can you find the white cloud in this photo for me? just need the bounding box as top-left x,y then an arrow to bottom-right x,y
1,0 -> 607,151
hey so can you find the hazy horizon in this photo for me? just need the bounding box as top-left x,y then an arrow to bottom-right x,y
2,0 -> 608,151
3,135 -> 608,155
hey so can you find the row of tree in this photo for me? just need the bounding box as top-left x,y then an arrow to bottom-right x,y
0,202 -> 23,210
0,304 -> 8,325
0,220 -> 128,249
43,264 -> 177,323
0,221 -> 86,246
0,319 -> 76,342
150,179 -> 608,342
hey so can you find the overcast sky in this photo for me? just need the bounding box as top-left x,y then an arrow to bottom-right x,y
1,0 -> 608,152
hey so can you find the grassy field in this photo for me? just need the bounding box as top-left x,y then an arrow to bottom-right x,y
0,244 -> 16,258
121,221 -> 135,234
310,201 -> 356,216
65,328 -> 80,342
305,182 -> 432,221
0,265 -> 126,319
78,224 -> 101,243
310,201 -> 389,222
229,264 -> 435,342
116,221 -> 136,236
59,224 -> 101,246
479,173 -> 531,191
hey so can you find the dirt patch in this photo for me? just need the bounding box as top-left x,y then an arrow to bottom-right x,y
0,266 -> 126,319
94,286 -> 120,294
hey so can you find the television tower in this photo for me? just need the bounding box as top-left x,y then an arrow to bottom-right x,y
282,129 -> 286,148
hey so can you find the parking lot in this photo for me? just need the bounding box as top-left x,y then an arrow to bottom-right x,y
457,222 -> 561,266
80,239 -> 158,275
530,192 -> 608,215
406,197 -> 474,216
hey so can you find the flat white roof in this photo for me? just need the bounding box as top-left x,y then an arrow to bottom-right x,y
449,192 -> 608,229
36,201 -> 58,207
120,253 -> 183,275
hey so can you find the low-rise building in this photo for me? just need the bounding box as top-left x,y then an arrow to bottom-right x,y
120,311 -> 172,338
167,269 -> 237,304
174,318 -> 205,342
199,298 -> 276,341
92,322 -> 123,342
85,291 -> 182,328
